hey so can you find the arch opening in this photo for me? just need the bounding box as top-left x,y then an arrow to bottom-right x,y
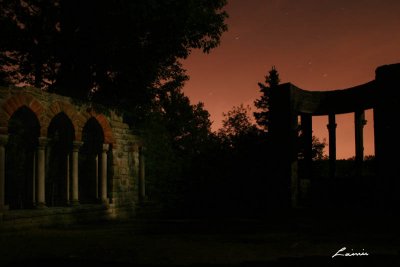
46,112 -> 75,206
79,117 -> 104,204
5,106 -> 40,209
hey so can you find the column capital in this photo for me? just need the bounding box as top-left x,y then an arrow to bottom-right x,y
327,123 -> 337,130
38,137 -> 48,148
102,143 -> 110,152
362,119 -> 367,126
72,141 -> 83,152
130,143 -> 139,153
0,135 -> 8,146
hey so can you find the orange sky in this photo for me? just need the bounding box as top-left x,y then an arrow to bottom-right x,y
182,0 -> 400,159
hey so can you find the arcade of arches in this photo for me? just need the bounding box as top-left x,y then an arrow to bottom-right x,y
0,87 -> 145,217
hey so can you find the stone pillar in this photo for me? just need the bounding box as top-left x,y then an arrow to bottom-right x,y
32,152 -> 36,205
290,114 -> 299,209
36,137 -> 48,208
355,110 -> 366,167
139,146 -> 146,203
66,154 -> 70,203
267,83 -> 297,209
101,144 -> 109,204
300,114 -> 312,204
0,135 -> 8,210
327,114 -> 337,179
71,141 -> 83,205
301,114 -> 313,174
95,155 -> 99,199
374,63 -> 400,207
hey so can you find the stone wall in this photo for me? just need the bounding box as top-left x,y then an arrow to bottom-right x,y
0,86 -> 143,219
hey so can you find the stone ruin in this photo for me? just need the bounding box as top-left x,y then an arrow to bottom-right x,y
0,86 -> 145,226
269,63 -> 400,209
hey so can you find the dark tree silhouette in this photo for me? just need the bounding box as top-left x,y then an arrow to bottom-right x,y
0,0 -> 228,121
297,133 -> 327,161
311,136 -> 327,160
158,86 -> 212,154
218,104 -> 257,140
139,85 -> 214,212
254,66 -> 280,132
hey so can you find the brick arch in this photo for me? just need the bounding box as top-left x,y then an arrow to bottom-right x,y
0,93 -> 44,132
80,109 -> 115,145
44,101 -> 83,139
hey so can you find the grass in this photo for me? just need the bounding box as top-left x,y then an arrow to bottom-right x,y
1,210 -> 400,266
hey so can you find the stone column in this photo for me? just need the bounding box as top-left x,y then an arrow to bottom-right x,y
374,63 -> 400,207
0,135 -> 8,210
300,114 -> 313,204
327,114 -> 337,179
66,154 -> 70,203
355,110 -> 366,166
301,114 -> 313,173
32,152 -> 36,205
139,146 -> 146,203
36,137 -> 48,208
95,155 -> 99,199
101,144 -> 109,204
71,141 -> 83,206
290,114 -> 299,208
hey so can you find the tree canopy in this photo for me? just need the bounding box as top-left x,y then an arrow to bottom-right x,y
0,0 -> 228,120
219,104 -> 256,138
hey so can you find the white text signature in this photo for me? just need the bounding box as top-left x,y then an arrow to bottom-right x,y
332,247 -> 369,258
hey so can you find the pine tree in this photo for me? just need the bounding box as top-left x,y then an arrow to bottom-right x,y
254,66 -> 280,132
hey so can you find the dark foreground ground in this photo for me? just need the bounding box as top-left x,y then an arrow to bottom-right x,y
1,209 -> 400,267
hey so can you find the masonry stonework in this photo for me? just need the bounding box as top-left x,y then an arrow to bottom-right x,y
0,86 -> 144,224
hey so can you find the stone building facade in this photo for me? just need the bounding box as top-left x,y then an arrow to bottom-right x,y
0,86 -> 145,225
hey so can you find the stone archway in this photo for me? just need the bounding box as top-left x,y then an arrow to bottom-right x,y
79,117 -> 105,204
46,112 -> 75,206
79,109 -> 115,145
5,106 -> 40,209
44,101 -> 82,139
0,94 -> 44,134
